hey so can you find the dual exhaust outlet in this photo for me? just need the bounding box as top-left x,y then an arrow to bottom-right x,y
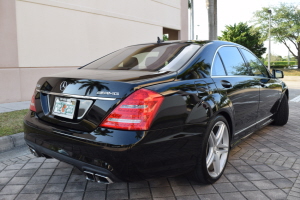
84,171 -> 113,184
28,146 -> 114,184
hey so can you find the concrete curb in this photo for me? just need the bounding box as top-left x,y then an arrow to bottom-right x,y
0,132 -> 25,153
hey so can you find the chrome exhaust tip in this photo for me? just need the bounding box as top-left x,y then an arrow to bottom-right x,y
84,171 -> 95,181
95,174 -> 113,184
28,146 -> 40,157
83,171 -> 113,184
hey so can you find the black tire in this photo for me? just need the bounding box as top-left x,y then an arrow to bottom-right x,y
192,115 -> 230,184
272,95 -> 289,126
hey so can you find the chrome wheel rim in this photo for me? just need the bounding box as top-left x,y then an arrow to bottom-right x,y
206,121 -> 229,178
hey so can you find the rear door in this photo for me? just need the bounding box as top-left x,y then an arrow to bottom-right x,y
239,48 -> 281,125
211,46 -> 260,137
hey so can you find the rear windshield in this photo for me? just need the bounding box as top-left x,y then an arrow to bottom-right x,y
82,43 -> 200,71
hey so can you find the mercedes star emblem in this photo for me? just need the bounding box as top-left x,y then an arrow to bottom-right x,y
60,81 -> 68,91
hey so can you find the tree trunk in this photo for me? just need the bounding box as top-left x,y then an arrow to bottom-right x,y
207,0 -> 217,40
298,43 -> 300,69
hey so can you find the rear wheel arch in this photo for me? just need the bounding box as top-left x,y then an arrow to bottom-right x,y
284,89 -> 289,100
215,111 -> 234,140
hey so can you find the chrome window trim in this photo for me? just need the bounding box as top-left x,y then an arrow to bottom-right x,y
210,45 -> 238,78
234,114 -> 273,135
37,90 -> 117,101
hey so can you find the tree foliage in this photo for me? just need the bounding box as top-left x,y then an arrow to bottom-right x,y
253,3 -> 300,68
218,22 -> 266,58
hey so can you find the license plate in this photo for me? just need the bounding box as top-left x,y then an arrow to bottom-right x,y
52,97 -> 76,119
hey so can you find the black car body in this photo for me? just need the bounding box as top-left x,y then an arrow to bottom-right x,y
24,40 -> 289,184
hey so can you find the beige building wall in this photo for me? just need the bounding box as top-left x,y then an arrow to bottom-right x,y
0,0 -> 188,103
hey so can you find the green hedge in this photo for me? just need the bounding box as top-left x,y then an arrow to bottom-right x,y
264,61 -> 297,67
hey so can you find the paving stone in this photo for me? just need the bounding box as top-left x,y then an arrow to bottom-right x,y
129,188 -> 151,199
22,162 -> 42,170
8,177 -> 30,185
28,176 -> 50,184
40,162 -> 59,169
44,159 -> 60,163
153,197 -> 175,200
107,182 -> 127,190
224,166 -> 240,174
42,183 -> 65,193
229,159 -> 248,166
68,174 -> 86,183
64,182 -> 86,192
198,193 -> 223,200
0,170 -> 19,178
242,190 -> 269,200
251,164 -> 273,172
243,172 -> 266,181
4,164 -> 25,170
56,162 -> 72,168
192,184 -> 217,194
220,192 -> 247,200
129,180 -> 149,188
151,187 -> 174,198
172,185 -> 196,196
0,185 -> 24,194
262,188 -> 287,199
34,168 -> 55,177
52,168 -> 72,176
225,173 -> 248,182
277,170 -> 299,178
15,193 -> 39,200
232,181 -> 258,191
28,157 -> 46,163
38,193 -> 61,200
252,180 -> 278,190
271,178 -> 294,188
20,184 -> 44,194
85,181 -> 107,191
149,178 -> 170,187
235,165 -> 256,173
15,169 -> 37,177
107,189 -> 128,200
176,195 -> 199,200
0,177 -> 11,185
214,175 -> 229,183
260,171 -> 284,179
61,192 -> 84,200
48,175 -> 69,184
168,177 -> 190,186
84,191 -> 107,200
213,182 -> 237,193
0,195 -> 17,200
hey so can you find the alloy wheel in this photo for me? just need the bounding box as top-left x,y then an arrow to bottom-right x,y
206,121 -> 229,178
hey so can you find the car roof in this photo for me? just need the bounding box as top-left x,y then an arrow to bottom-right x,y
128,40 -> 244,49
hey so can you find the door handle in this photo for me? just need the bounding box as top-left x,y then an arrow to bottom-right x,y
221,80 -> 232,88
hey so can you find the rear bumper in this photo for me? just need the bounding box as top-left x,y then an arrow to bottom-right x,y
25,139 -> 120,183
24,112 -> 207,181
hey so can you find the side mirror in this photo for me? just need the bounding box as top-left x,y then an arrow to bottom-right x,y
272,69 -> 284,79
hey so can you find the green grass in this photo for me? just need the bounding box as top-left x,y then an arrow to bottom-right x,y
272,68 -> 300,76
0,109 -> 28,137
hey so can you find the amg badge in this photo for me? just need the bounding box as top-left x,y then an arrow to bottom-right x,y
97,91 -> 119,95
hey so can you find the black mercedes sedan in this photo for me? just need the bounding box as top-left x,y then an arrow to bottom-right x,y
24,40 -> 289,184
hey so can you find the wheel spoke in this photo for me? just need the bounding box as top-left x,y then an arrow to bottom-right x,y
213,153 -> 221,175
206,150 -> 214,168
215,124 -> 225,146
210,131 -> 216,146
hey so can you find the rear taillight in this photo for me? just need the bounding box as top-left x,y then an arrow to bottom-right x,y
30,94 -> 36,112
100,88 -> 164,131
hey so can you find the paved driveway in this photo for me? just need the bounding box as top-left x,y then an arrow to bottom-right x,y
0,82 -> 300,200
